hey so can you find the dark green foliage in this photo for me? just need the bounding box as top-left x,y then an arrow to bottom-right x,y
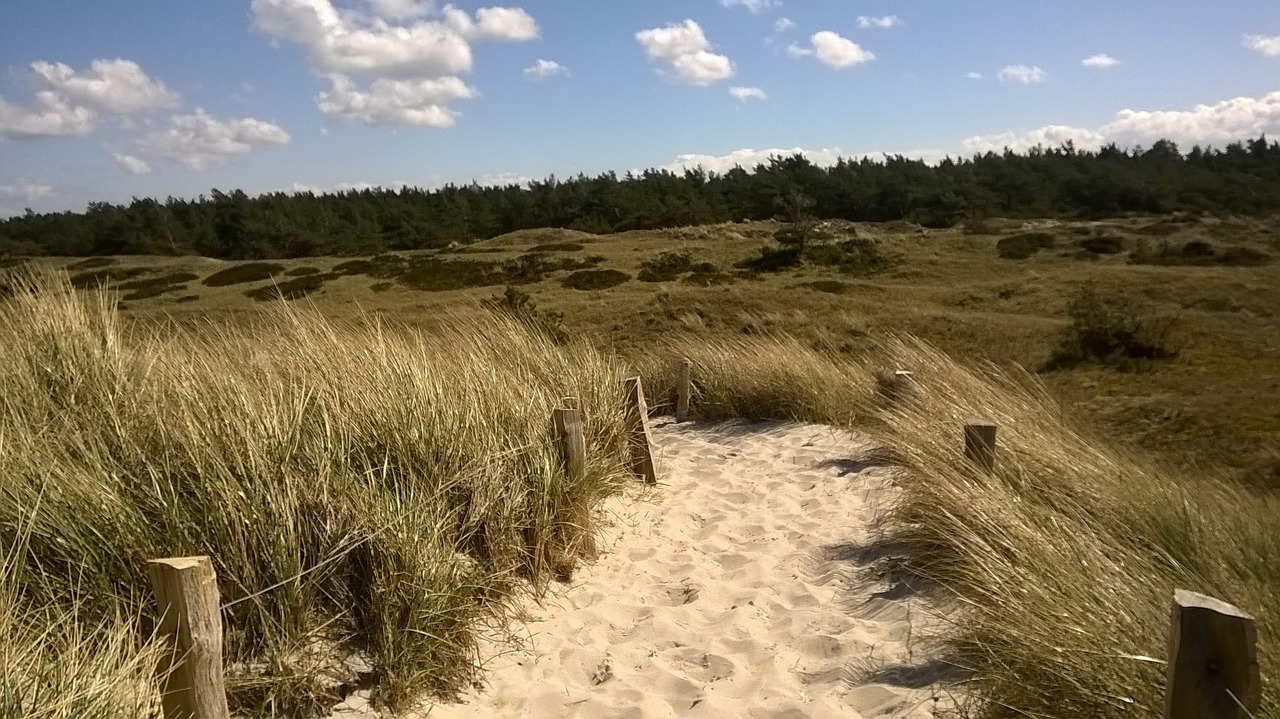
333,255 -> 408,279
1079,234 -> 1127,254
69,266 -> 154,288
739,246 -> 803,272
175,294 -> 199,303
807,237 -> 892,276
682,262 -> 735,287
117,272 -> 200,300
638,251 -> 695,282
528,242 -> 584,252
67,257 -> 116,270
998,232 -> 1056,260
1130,239 -> 1273,267
244,272 -> 341,301
1045,283 -> 1180,370
285,266 -> 320,276
397,259 -> 501,291
483,286 -> 570,344
370,282 -> 393,293
8,137 -> 1280,258
561,269 -> 630,291
202,263 -> 286,287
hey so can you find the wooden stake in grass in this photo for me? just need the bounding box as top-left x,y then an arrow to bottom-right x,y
676,358 -> 692,423
622,377 -> 658,484
553,408 -> 586,481
148,556 -> 230,719
1165,590 -> 1260,719
964,419 -> 998,472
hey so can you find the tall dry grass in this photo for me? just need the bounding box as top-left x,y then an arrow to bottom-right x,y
637,331 -> 1275,717
0,268 -> 633,716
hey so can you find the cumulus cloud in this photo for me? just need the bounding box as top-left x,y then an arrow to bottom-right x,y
661,145 -> 949,174
136,109 -> 290,170
636,20 -> 735,86
0,58 -> 176,140
961,90 -> 1280,155
811,31 -> 874,69
719,0 -> 781,14
523,59 -> 569,81
1244,34 -> 1280,58
997,64 -> 1046,85
856,16 -> 900,30
773,18 -> 795,33
0,180 -> 55,202
252,0 -> 536,126
1082,53 -> 1120,69
729,86 -> 767,102
112,152 -> 153,175
965,72 -> 984,80
316,74 -> 476,127
784,42 -> 813,58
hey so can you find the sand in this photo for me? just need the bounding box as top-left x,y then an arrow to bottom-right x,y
331,419 -> 954,718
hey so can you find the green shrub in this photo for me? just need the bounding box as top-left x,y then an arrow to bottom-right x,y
1130,240 -> 1272,267
1045,283 -> 1180,370
997,232 -> 1056,260
1079,234 -> 1127,255
561,269 -> 630,291
333,255 -> 407,279
683,263 -> 735,287
528,243 -> 584,252
809,237 -> 893,276
244,273 -> 341,301
67,257 -> 116,270
118,272 -> 200,300
202,263 -> 286,287
69,267 -> 154,289
738,246 -> 802,273
286,266 -> 320,277
398,259 -> 501,291
483,286 -> 569,345
638,251 -> 694,282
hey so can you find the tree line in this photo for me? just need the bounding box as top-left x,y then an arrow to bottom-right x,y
3,136 -> 1280,259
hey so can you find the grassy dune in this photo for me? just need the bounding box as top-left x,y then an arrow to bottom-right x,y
0,268 -> 634,716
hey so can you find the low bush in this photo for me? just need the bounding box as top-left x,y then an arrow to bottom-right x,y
561,269 -> 630,291
69,267 -> 154,289
638,251 -> 695,282
1130,239 -> 1273,267
1078,233 -> 1127,255
202,263 -> 286,287
528,242 -> 584,252
286,266 -> 321,276
483,286 -> 569,345
1045,283 -> 1180,370
997,232 -> 1056,260
244,273 -> 341,301
804,280 -> 853,295
116,272 -> 200,300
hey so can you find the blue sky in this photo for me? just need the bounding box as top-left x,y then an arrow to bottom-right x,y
2,0 -> 1278,216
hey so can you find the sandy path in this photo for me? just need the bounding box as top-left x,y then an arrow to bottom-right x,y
333,419 -> 951,718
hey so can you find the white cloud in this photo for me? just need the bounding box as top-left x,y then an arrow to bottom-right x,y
729,86 -> 767,102
112,152 -> 153,175
773,17 -> 795,33
784,42 -> 813,58
1244,34 -> 1280,58
811,31 -> 874,69
0,93 -> 96,139
0,58 -> 176,140
636,20 -> 735,86
370,0 -> 434,21
31,59 -> 179,115
661,145 -> 949,174
471,172 -> 533,187
1082,53 -> 1120,70
720,0 -> 781,14
472,7 -> 538,40
0,180 -> 55,202
137,109 -> 290,170
523,59 -> 568,81
961,125 -> 1106,155
997,64 -> 1046,85
285,180 -> 396,194
316,74 -> 476,127
856,15 -> 900,30
965,71 -> 984,80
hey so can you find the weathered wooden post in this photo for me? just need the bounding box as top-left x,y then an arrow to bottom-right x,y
963,419 -> 997,472
1165,590 -> 1260,719
675,358 -> 692,423
148,556 -> 230,719
553,408 -> 587,481
621,377 -> 658,484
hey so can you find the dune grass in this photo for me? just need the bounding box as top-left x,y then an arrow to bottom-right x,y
0,268 -> 635,716
639,332 -> 1275,718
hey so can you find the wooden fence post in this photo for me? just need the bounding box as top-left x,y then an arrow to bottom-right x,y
964,419 -> 997,472
675,358 -> 692,423
553,408 -> 587,481
148,556 -> 230,719
1165,589 -> 1260,719
622,377 -> 658,484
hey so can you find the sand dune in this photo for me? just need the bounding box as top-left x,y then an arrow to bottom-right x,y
332,419 -> 954,718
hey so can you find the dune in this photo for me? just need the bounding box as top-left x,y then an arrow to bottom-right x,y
330,419 -> 956,718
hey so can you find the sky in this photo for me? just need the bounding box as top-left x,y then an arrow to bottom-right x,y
1,0 -> 1279,217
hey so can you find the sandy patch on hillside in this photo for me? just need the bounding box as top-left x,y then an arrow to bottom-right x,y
331,419 -> 957,718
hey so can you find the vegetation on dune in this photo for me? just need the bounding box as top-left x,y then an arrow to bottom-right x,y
0,268 -> 635,717
561,268 -> 631,291
7,137 -> 1280,258
202,262 -> 286,287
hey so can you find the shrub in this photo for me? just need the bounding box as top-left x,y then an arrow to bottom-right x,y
997,232 -> 1056,260
528,243 -> 584,252
397,259 -> 502,291
370,282 -> 393,293
1045,283 -> 1179,370
804,280 -> 853,295
809,237 -> 892,276
333,255 -> 407,279
638,251 -> 695,282
1218,246 -> 1272,266
683,263 -> 735,287
202,263 -> 286,287
738,246 -> 802,273
67,257 -> 116,270
483,286 -> 569,345
117,272 -> 200,300
561,269 -> 630,291
286,266 -> 320,277
1079,234 -> 1127,255
244,273 -> 341,301
69,267 -> 154,289
1130,240 -> 1273,267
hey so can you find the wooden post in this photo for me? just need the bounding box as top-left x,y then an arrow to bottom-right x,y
553,408 -> 587,481
964,419 -> 997,472
891,370 -> 916,402
148,556 -> 230,719
621,377 -> 658,484
1165,590 -> 1260,719
675,358 -> 692,423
